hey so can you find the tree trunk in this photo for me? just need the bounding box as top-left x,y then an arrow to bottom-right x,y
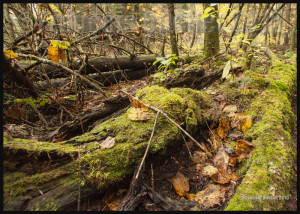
168,3 -> 179,56
203,3 -> 220,57
283,3 -> 291,45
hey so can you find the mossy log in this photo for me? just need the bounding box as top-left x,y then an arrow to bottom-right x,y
4,85 -> 220,211
225,51 -> 296,210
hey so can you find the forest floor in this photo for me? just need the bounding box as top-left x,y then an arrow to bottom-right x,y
3,47 -> 297,211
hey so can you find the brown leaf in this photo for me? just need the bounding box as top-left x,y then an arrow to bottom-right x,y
3,106 -> 24,120
194,184 -> 226,208
99,136 -> 115,149
58,47 -> 66,62
167,171 -> 189,197
217,119 -> 230,139
210,171 -> 239,184
202,165 -> 218,177
191,151 -> 207,164
128,108 -> 151,121
128,94 -> 148,111
235,139 -> 254,162
213,147 -> 230,173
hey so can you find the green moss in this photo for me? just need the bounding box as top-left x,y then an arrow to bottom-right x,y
3,137 -> 78,158
79,85 -> 216,190
225,50 -> 296,211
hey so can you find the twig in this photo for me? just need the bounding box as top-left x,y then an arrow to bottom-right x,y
179,130 -> 192,159
136,111 -> 160,179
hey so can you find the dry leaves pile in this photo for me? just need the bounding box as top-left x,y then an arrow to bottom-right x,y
167,104 -> 255,209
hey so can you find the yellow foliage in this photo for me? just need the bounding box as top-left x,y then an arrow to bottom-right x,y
3,50 -> 18,59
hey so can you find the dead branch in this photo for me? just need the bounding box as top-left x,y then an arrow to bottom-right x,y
18,53 -> 108,98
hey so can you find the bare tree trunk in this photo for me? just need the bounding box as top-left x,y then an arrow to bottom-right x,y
277,16 -> 283,45
283,4 -> 291,45
168,3 -> 179,56
190,4 -> 197,49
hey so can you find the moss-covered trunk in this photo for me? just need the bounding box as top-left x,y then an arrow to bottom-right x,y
225,51 -> 296,211
4,86 -> 219,211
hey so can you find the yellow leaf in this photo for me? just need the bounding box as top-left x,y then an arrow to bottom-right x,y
4,50 -> 18,59
239,113 -> 252,132
48,45 -> 59,63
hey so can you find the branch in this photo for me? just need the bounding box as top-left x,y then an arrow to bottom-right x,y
271,8 -> 293,27
72,18 -> 115,45
18,53 -> 108,98
117,33 -> 154,54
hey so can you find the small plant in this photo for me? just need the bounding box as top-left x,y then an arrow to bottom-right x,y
152,54 -> 179,82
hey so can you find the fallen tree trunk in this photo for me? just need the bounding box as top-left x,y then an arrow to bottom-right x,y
34,68 -> 154,91
4,85 -> 220,211
19,54 -> 195,79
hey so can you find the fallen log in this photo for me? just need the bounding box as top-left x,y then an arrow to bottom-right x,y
4,85 -> 220,211
34,68 -> 154,91
18,54 -> 195,79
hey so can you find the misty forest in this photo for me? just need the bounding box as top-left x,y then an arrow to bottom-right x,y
3,3 -> 297,211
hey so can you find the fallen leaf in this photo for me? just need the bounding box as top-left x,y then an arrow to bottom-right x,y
48,45 -> 59,63
239,113 -> 252,132
128,108 -> 151,121
210,171 -> 239,184
202,165 -> 218,177
99,136 -> 115,149
191,151 -> 207,164
194,184 -> 226,208
228,131 -> 244,140
235,139 -> 254,162
167,171 -> 189,197
222,105 -> 237,113
128,94 -> 148,111
230,114 -> 241,130
217,119 -> 230,139
213,147 -> 230,173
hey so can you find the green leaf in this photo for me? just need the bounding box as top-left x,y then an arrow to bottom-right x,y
153,60 -> 160,65
201,13 -> 210,20
204,7 -> 215,14
222,60 -> 231,79
153,72 -> 164,78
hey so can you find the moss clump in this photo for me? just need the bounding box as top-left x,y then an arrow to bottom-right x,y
80,85 -> 216,190
225,50 -> 296,211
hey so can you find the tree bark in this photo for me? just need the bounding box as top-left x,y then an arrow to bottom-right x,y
168,3 -> 179,56
283,3 -> 291,45
203,3 -> 220,57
